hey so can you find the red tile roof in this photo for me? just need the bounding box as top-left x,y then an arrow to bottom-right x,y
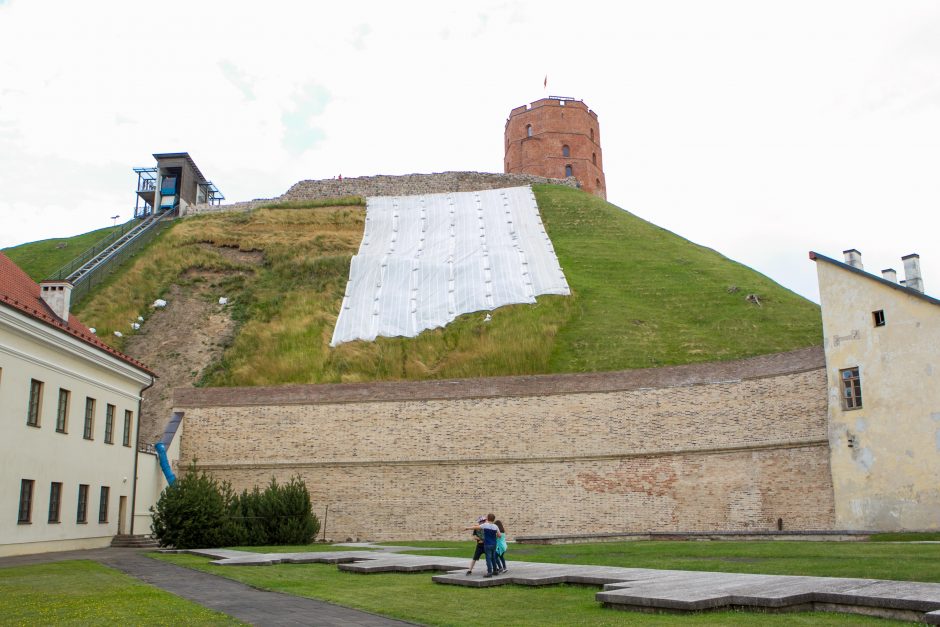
0,252 -> 155,376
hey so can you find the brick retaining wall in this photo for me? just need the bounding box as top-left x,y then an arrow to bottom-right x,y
176,347 -> 835,540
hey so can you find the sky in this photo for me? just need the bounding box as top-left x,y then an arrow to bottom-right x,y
0,0 -> 938,303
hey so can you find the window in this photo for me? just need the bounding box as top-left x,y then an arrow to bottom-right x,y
104,404 -> 115,444
562,145 -> 570,158
83,398 -> 95,439
18,479 -> 34,524
123,410 -> 133,447
565,164 -> 573,177
48,482 -> 62,523
596,178 -> 601,189
98,486 -> 109,523
592,152 -> 597,165
27,379 -> 43,427
56,389 -> 70,433
873,310 -> 885,327
840,367 -> 862,410
590,128 -> 595,141
77,484 -> 89,524
526,124 -> 532,138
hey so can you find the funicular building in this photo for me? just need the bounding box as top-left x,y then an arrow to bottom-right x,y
133,152 -> 223,218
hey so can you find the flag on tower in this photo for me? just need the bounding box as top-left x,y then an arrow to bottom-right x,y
543,75 -> 548,89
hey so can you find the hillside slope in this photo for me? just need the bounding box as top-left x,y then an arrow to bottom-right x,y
3,223 -> 125,281
25,186 -> 821,385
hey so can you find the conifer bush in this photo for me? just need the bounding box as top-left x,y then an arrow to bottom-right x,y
151,470 -> 319,548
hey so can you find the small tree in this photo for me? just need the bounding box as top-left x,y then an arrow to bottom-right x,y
262,477 -> 319,545
151,464 -> 245,549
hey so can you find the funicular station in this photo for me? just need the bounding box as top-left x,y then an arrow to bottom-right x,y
133,152 -> 223,218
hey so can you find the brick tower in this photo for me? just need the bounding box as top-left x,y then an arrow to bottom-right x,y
504,97 -> 606,199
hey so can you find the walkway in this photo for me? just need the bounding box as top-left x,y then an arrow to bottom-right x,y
193,546 -> 940,624
0,547 -> 417,627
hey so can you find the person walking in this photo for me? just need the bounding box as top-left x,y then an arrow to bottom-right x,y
466,516 -> 486,575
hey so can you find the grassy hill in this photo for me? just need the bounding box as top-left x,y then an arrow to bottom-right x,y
3,224 -> 126,281
7,186 -> 822,385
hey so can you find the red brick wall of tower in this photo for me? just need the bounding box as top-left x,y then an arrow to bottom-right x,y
504,98 -> 606,199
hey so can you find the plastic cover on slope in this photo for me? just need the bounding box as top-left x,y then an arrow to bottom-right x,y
330,186 -> 570,346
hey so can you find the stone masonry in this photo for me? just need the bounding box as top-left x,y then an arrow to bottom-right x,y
175,347 -> 835,541
183,171 -> 578,216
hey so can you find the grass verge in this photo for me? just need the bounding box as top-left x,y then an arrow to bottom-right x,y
153,551 -> 903,625
0,560 -> 239,625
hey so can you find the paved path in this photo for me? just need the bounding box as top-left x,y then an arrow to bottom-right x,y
0,548 -> 417,627
193,546 -> 940,623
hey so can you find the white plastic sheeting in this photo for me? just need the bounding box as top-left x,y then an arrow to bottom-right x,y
330,186 -> 570,346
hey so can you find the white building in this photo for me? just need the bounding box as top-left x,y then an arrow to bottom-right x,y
0,253 -> 155,556
812,249 -> 940,530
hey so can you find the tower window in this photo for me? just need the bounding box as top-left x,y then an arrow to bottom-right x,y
590,128 -> 595,141
596,178 -> 600,188
592,152 -> 597,165
526,124 -> 532,138
562,145 -> 570,158
565,164 -> 573,177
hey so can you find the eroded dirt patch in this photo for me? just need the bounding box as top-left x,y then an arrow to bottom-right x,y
124,245 -> 262,445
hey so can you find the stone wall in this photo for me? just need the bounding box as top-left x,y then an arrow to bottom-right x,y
175,347 -> 835,540
183,171 -> 578,216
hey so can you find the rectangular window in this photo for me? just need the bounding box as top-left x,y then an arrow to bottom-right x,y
83,398 -> 95,440
77,484 -> 89,524
48,482 -> 62,523
98,486 -> 109,523
123,410 -> 133,447
56,389 -> 70,433
18,479 -> 34,524
841,367 -> 863,410
27,379 -> 43,427
104,404 -> 115,444
873,309 -> 886,327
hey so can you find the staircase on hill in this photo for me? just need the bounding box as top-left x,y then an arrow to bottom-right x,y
110,534 -> 160,549
45,209 -> 175,304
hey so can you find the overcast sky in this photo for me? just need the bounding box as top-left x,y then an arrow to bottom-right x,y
1,0 -> 937,302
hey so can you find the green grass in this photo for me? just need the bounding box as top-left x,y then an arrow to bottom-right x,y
255,196 -> 365,210
0,560 -> 239,625
2,223 -> 127,281
18,186 -> 822,385
230,543 -> 373,553
869,532 -> 940,542
153,552 -> 903,625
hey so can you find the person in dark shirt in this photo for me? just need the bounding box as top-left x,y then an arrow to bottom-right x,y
465,515 -> 486,575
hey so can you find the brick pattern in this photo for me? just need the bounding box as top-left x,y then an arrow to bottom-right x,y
178,349 -> 834,540
183,172 -> 578,216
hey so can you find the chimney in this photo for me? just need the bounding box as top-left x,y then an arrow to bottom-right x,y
902,254 -> 924,293
881,269 -> 897,283
39,281 -> 73,321
843,249 -> 863,269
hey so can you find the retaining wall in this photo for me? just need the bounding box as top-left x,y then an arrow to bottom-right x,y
174,347 -> 835,541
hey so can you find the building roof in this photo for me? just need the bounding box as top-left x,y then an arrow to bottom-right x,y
152,152 -> 208,184
809,251 -> 940,307
0,253 -> 155,376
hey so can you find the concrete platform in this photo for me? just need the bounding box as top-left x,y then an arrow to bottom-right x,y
187,546 -> 940,622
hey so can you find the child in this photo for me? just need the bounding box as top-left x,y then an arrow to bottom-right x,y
466,516 -> 486,575
494,519 -> 508,574
465,513 -> 501,577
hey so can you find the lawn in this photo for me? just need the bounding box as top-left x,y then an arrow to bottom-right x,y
2,223 -> 126,281
0,560 -> 239,625
153,539 -> 937,625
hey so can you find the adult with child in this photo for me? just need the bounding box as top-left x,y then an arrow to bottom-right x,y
464,513 -> 502,577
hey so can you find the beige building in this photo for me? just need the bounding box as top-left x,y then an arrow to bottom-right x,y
0,253 -> 155,556
812,249 -> 940,530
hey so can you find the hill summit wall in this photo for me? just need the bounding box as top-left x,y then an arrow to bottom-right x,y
183,171 -> 578,216
174,347 -> 835,541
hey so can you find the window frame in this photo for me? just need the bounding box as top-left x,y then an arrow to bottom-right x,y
98,486 -> 110,524
123,410 -> 133,447
562,145 -> 570,158
18,479 -> 34,524
526,124 -> 532,138
27,379 -> 43,427
83,397 -> 95,440
48,482 -> 62,523
104,404 -> 115,444
565,164 -> 573,177
840,366 -> 863,410
56,388 -> 70,433
77,484 -> 89,524
872,309 -> 886,327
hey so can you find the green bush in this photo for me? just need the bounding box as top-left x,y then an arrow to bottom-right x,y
150,466 -> 245,549
151,471 -> 319,548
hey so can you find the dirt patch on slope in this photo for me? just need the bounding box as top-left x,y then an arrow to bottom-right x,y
124,246 -> 262,446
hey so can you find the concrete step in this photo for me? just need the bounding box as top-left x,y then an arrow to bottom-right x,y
110,534 -> 160,548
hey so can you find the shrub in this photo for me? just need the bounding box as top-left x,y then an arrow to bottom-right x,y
151,470 -> 319,548
150,465 -> 245,549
